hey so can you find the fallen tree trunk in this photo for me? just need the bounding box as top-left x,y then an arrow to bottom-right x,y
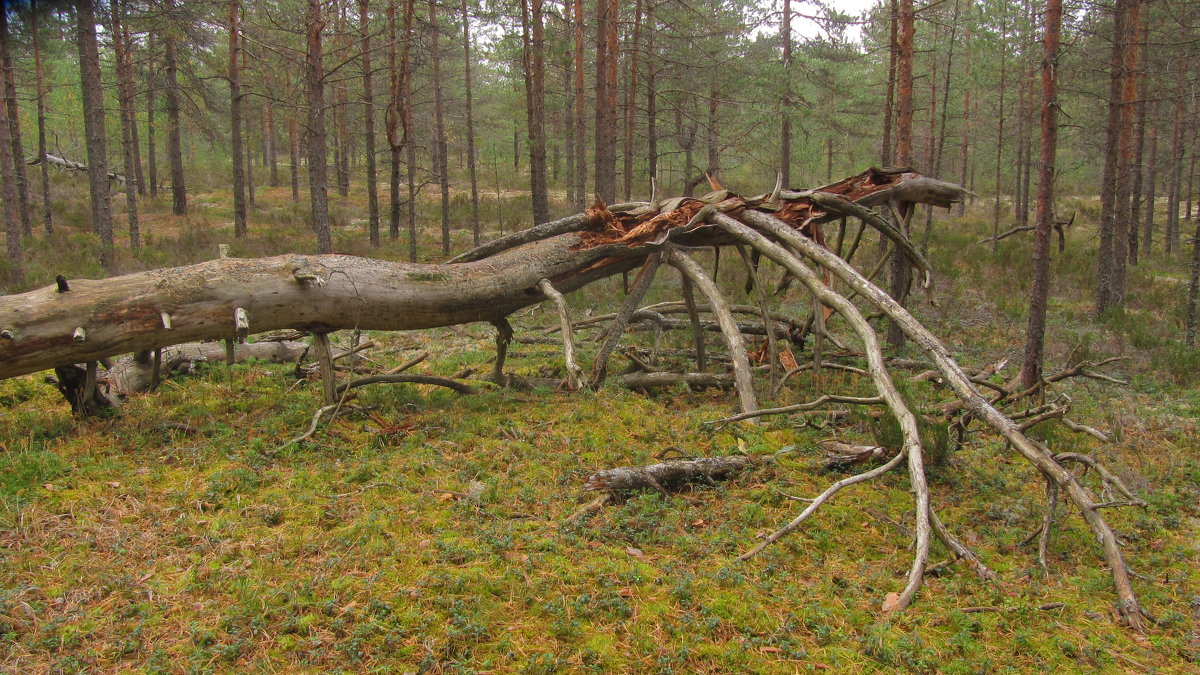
0,167 -> 954,382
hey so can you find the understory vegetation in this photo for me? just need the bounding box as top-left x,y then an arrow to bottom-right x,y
1,185 -> 1198,673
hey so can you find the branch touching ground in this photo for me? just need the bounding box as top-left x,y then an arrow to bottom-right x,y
668,249 -> 758,418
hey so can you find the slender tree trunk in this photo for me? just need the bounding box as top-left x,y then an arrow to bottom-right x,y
462,0 -> 480,245
921,0 -> 959,255
229,0 -> 247,238
146,33 -> 158,198
429,0 -> 451,255
521,0 -> 550,224
572,0 -> 586,209
781,0 -> 793,183
706,89 -> 719,180
645,0 -> 657,190
957,26 -> 972,218
289,116 -> 300,202
76,0 -> 114,270
1097,0 -> 1128,312
336,99 -> 350,197
359,0 -> 380,247
1,12 -> 28,238
594,0 -> 618,203
122,14 -> 144,198
266,102 -> 278,187
1187,219 -> 1200,347
1128,12 -> 1147,266
881,0 -> 897,167
623,0 -> 643,201
1186,121 -> 1198,224
307,0 -> 333,254
32,8 -> 51,233
1167,67 -> 1185,256
888,0 -> 914,352
991,4 -> 1008,251
1110,0 -> 1138,307
563,3 -> 576,208
386,0 -> 400,240
110,0 -> 139,250
0,11 -> 21,285
1021,0 -> 1060,390
165,30 -> 187,216
1143,109 -> 1158,254
402,0 -> 416,261
245,93 -> 255,209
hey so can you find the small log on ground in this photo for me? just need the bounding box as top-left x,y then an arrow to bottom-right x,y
614,371 -> 734,390
584,455 -> 757,496
103,340 -> 309,396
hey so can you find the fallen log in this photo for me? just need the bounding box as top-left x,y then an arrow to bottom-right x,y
584,454 -> 757,495
103,340 -> 309,395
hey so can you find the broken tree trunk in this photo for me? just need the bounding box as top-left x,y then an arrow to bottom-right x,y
0,168 -> 953,382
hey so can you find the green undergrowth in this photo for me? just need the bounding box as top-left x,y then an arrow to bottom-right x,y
1,189 -> 1199,672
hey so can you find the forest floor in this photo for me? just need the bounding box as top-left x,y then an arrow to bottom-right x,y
1,183 -> 1199,673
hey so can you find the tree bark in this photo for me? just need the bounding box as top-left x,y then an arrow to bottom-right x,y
288,116 -> 300,202
991,3 -> 1008,251
122,9 -> 144,199
306,0 -> 333,254
146,32 -> 158,198
165,29 -> 187,216
31,7 -> 51,233
111,0 -> 140,250
266,102 -> 279,187
881,0 -> 897,167
429,0 -> 451,256
1,11 -> 29,238
644,0 -> 657,192
0,11 -> 20,286
623,0 -> 643,201
359,0 -> 380,247
572,0 -> 586,210
1110,0 -> 1140,303
1097,0 -> 1128,313
521,0 -> 550,225
1166,67 -> 1184,255
594,0 -> 618,203
229,0 -> 247,238
888,0 -> 914,352
76,0 -> 115,271
403,0 -> 416,262
1142,110 -> 1158,254
462,0 -> 481,246
782,0 -> 793,184
1020,0 -> 1060,391
1128,11 -> 1147,266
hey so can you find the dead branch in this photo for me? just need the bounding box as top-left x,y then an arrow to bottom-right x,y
748,209 -> 1148,629
335,374 -> 478,396
705,394 -> 883,427
668,250 -> 758,417
585,454 -> 757,495
537,279 -> 584,390
614,371 -> 733,390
